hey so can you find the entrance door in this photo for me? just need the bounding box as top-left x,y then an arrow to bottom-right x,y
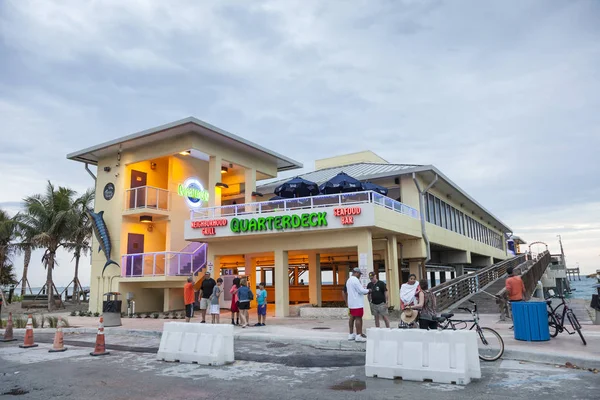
127,233 -> 145,276
130,170 -> 147,209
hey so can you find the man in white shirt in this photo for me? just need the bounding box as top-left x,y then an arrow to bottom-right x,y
344,267 -> 371,342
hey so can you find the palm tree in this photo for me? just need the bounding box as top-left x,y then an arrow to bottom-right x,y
0,264 -> 17,286
21,182 -> 77,311
14,215 -> 36,296
0,209 -> 19,304
65,189 -> 95,303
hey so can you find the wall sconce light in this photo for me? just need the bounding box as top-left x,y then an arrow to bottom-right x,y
179,150 -> 191,156
216,182 -> 229,189
140,215 -> 153,223
150,162 -> 157,170
221,166 -> 228,174
251,191 -> 263,197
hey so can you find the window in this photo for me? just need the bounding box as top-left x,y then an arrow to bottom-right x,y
450,208 -> 456,232
445,204 -> 451,230
434,198 -> 442,227
459,212 -> 464,235
427,194 -> 436,224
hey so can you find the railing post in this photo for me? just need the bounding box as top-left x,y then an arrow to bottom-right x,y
153,254 -> 156,276
134,189 -> 138,209
259,203 -> 262,214
178,254 -> 181,275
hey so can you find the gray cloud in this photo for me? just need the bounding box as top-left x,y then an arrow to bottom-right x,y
0,0 -> 599,278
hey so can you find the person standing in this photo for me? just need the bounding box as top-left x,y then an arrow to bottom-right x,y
505,266 -> 527,302
346,268 -> 371,342
367,272 -> 390,328
210,278 -> 223,324
236,278 -> 252,328
230,277 -> 240,325
199,271 -> 217,323
184,277 -> 195,323
254,282 -> 267,327
414,279 -> 437,330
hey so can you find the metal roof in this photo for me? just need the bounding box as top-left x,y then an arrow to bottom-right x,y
258,162 -> 513,233
66,117 -> 303,172
258,162 -> 423,193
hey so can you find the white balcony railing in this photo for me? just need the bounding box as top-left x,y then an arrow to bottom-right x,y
121,243 -> 207,278
124,186 -> 170,212
190,190 -> 419,220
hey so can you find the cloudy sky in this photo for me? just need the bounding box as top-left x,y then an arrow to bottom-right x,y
1,0 -> 599,287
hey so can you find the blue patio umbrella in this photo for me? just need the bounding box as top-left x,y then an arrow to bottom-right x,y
362,181 -> 389,196
319,172 -> 363,194
274,177 -> 320,198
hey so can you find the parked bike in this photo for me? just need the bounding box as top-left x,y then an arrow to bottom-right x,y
437,299 -> 505,361
546,289 -> 586,346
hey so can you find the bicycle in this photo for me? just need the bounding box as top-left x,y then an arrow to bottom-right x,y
546,289 -> 586,346
437,299 -> 505,362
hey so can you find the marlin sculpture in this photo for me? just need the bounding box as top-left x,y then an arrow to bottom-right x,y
87,210 -> 120,276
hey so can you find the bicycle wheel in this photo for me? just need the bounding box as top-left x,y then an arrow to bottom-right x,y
548,313 -> 559,338
477,327 -> 504,361
567,312 -> 586,346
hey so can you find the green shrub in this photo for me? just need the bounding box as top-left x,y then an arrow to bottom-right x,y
13,317 -> 27,329
78,310 -> 87,317
86,311 -> 93,317
93,312 -> 100,318
153,313 -> 159,319
45,316 -> 58,328
163,312 -> 170,319
70,311 -> 77,317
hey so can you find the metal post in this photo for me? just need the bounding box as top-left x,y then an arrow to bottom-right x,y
178,254 -> 181,275
153,254 -> 156,276
430,271 -> 436,288
134,189 -> 138,209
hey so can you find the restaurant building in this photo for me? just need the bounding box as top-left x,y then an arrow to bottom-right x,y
67,117 -> 511,316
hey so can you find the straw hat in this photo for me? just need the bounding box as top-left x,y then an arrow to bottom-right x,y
400,307 -> 418,324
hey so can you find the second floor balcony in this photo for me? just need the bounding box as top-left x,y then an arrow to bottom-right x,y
123,186 -> 170,215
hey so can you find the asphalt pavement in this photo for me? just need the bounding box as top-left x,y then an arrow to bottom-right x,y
1,338 -> 599,399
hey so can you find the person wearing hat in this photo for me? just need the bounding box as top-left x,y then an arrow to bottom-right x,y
199,271 -> 217,323
367,272 -> 390,328
345,267 -> 371,342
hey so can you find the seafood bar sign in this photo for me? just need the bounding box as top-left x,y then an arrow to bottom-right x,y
190,206 -> 363,236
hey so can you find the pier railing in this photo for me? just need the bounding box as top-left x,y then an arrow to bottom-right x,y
432,254 -> 527,312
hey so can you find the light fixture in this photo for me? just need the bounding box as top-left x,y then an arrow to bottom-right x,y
179,150 -> 191,156
221,166 -> 228,174
251,191 -> 263,197
150,162 -> 157,170
140,215 -> 153,223
216,182 -> 229,189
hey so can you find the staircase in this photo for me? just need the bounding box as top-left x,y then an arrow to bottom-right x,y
167,242 -> 207,276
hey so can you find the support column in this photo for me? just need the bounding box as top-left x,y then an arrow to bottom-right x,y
293,266 -> 299,286
244,167 -> 256,212
358,230 -> 374,320
308,252 -> 322,306
260,268 -> 266,285
450,271 -> 455,280
332,266 -> 338,285
386,235 -> 400,310
274,249 -> 289,317
163,288 -> 171,312
338,265 -> 348,285
208,155 -> 222,209
455,265 -> 465,276
408,261 -> 421,280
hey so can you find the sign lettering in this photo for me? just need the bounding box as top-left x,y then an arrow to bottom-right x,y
230,212 -> 328,233
191,219 -> 228,229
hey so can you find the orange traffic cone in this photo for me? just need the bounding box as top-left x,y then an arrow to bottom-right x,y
49,317 -> 67,353
89,317 -> 109,356
1,312 -> 17,342
19,314 -> 38,348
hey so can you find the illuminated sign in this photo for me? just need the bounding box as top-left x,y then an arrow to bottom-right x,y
178,178 -> 209,209
191,219 -> 228,236
230,212 -> 328,233
334,207 -> 361,225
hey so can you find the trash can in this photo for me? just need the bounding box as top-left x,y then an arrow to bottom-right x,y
103,292 -> 122,327
511,301 -> 550,341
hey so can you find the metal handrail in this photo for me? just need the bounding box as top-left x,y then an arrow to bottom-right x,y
432,254 -> 528,311
190,190 -> 420,220
121,243 -> 207,278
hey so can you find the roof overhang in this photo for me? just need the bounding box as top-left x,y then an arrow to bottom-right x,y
66,117 -> 303,172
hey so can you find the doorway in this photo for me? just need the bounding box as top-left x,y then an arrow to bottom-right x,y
127,233 -> 145,276
130,170 -> 147,209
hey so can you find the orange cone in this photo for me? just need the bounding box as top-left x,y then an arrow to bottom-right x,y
48,317 -> 67,353
19,314 -> 38,348
1,312 -> 17,342
89,317 -> 109,356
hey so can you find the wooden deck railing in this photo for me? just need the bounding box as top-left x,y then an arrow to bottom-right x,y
432,254 -> 527,312
496,251 -> 551,320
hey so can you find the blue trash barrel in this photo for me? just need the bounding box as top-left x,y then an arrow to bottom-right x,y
512,301 -> 550,341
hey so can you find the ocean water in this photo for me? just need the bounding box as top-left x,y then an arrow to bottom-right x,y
567,277 -> 599,300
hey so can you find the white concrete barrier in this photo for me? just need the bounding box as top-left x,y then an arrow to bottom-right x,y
365,328 -> 481,385
157,322 -> 234,366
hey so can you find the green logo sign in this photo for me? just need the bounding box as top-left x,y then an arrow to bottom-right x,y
230,212 -> 328,233
178,182 -> 209,203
